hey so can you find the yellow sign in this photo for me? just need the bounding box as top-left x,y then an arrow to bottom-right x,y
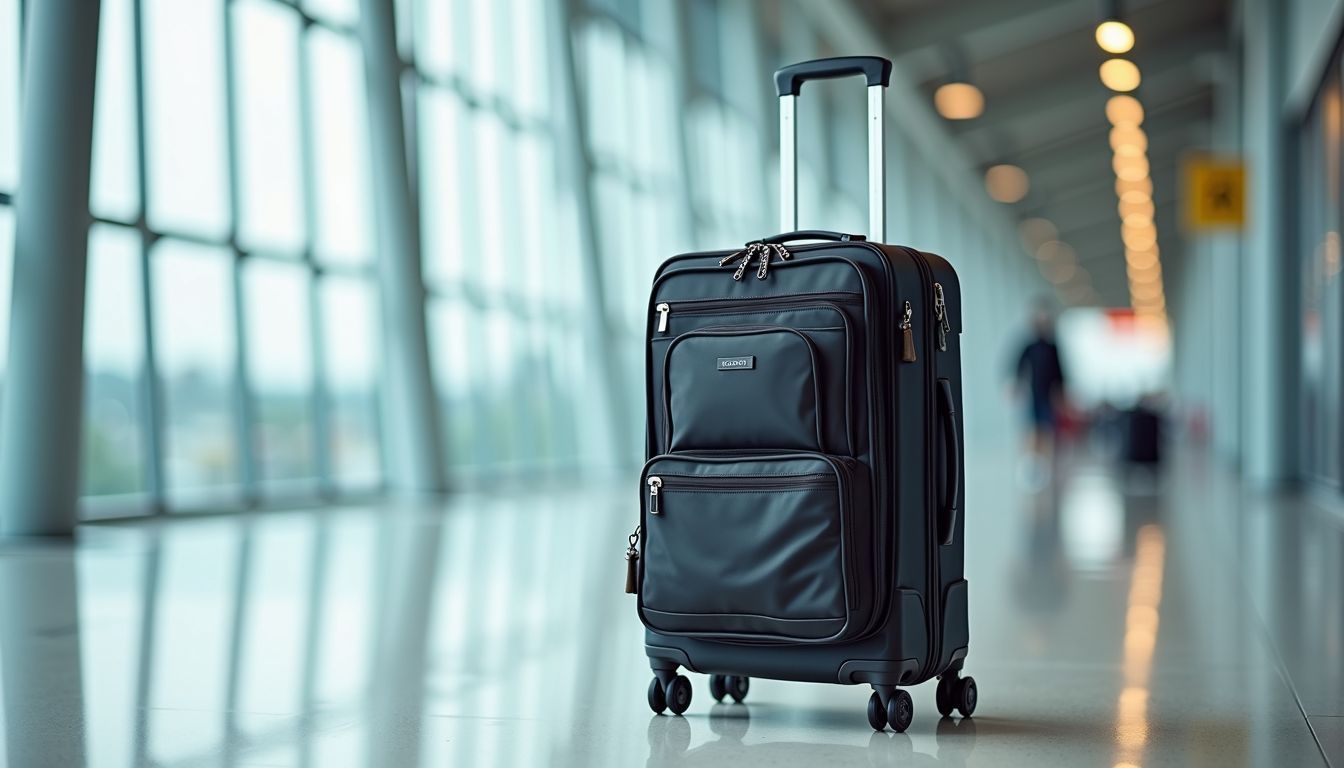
1183,157 -> 1245,230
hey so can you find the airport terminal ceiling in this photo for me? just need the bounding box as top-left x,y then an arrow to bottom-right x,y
853,0 -> 1230,310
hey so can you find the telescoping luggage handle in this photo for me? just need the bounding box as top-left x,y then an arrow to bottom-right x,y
774,56 -> 893,242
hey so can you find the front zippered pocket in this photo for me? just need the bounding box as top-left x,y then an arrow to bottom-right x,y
662,326 -> 825,454
637,453 -> 871,644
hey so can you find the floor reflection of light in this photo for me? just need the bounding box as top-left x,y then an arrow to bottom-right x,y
1060,471 -> 1125,570
1113,524 -> 1165,767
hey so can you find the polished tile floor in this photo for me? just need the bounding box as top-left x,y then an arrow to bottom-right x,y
0,446 -> 1340,767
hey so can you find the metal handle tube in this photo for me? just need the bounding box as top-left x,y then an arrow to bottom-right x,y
777,83 -> 886,241
867,83 -> 885,243
780,94 -> 797,233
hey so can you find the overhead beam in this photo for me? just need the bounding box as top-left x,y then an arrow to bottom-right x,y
888,0 -> 1089,56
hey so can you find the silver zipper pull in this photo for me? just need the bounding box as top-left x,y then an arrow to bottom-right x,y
655,302 -> 670,333
756,245 -> 771,279
933,282 -> 950,352
647,476 -> 662,515
718,247 -> 748,267
732,245 -> 756,281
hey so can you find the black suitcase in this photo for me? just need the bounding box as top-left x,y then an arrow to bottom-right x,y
628,56 -> 974,732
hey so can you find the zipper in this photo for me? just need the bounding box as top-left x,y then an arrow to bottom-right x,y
647,476 -> 662,515
905,249 -> 943,681
652,292 -> 861,335
647,472 -> 835,492
933,282 -> 950,352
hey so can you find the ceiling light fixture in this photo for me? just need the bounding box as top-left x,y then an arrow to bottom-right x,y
1100,59 -> 1141,92
1126,249 -> 1159,270
985,164 -> 1030,203
1119,197 -> 1155,218
1096,20 -> 1135,54
1113,154 -> 1150,181
1019,217 -> 1059,249
1106,94 -> 1144,126
935,82 -> 984,120
1110,125 -> 1148,153
1116,176 -> 1153,197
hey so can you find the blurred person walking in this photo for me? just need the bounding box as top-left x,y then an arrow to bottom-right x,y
1011,302 -> 1067,489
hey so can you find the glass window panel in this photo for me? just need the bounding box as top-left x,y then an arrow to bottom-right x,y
412,0 -> 452,77
319,276 -> 381,488
467,0 -> 499,96
0,0 -> 18,191
418,85 -> 467,286
482,308 -> 515,463
581,22 -> 625,162
513,320 -> 546,465
308,28 -> 373,265
82,224 -> 146,498
474,111 -> 509,292
511,0 -> 549,118
242,259 -> 316,488
143,0 -> 231,237
429,300 -> 478,467
151,240 -> 239,504
233,0 -> 306,253
515,133 -> 549,304
90,0 -> 140,221
394,0 -> 415,60
542,324 -> 579,461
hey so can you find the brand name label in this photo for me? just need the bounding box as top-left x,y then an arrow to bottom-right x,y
717,356 -> 755,371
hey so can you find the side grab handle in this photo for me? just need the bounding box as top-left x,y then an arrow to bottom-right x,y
937,378 -> 961,546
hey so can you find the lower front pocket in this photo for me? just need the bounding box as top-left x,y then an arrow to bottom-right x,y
638,453 -> 859,643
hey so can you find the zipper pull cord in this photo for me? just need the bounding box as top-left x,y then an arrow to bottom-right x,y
732,243 -> 760,281
718,246 -> 749,267
755,243 -> 791,280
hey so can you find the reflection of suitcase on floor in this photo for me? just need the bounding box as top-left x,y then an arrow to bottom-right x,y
1126,405 -> 1163,464
629,56 -> 975,732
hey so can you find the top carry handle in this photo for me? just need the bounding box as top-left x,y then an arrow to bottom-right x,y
774,56 -> 892,242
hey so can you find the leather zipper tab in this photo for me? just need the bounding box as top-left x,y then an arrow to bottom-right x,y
624,524 -> 641,594
900,301 -> 916,362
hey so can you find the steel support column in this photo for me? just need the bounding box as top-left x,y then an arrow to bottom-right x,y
357,0 -> 446,492
0,0 -> 102,535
